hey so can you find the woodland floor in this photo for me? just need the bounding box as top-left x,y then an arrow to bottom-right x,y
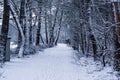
0,44 -> 118,80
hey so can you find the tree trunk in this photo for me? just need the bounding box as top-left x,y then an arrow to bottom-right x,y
18,0 -> 25,47
54,10 -> 63,45
24,0 -> 30,54
29,10 -> 33,45
9,0 -> 25,58
112,2 -> 120,71
36,9 -> 41,46
0,0 -> 10,62
45,6 -> 48,44
89,4 -> 97,61
49,0 -> 60,47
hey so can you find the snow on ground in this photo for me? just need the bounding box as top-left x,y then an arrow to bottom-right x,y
10,42 -> 18,54
10,42 -> 18,49
0,44 -> 118,80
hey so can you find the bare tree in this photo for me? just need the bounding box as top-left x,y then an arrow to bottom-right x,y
0,0 -> 10,61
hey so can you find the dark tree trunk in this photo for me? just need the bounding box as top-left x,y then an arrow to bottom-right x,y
49,0 -> 60,47
40,34 -> 45,44
113,34 -> 120,71
29,10 -> 33,45
45,7 -> 48,44
36,10 -> 41,46
0,0 -> 10,61
113,2 -> 120,71
19,0 -> 25,30
90,33 -> 97,61
16,0 -> 25,55
54,10 -> 63,45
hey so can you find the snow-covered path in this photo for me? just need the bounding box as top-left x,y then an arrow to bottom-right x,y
0,44 -> 118,80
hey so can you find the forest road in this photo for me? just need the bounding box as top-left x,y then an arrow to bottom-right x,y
0,44 -> 99,80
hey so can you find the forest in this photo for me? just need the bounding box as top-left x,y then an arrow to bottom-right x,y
0,0 -> 120,80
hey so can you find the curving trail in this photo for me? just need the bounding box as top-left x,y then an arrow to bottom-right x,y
0,44 -> 117,80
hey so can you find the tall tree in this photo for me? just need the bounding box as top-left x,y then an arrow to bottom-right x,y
9,0 -> 25,58
36,0 -> 42,46
0,0 -> 10,61
49,0 -> 60,47
112,1 -> 120,71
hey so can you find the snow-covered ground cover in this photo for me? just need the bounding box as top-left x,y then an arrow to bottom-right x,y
0,44 -> 119,80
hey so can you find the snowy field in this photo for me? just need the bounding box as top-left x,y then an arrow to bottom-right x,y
0,44 -> 118,80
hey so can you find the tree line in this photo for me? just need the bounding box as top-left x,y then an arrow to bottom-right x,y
67,0 -> 120,72
0,0 -> 120,72
0,0 -> 64,60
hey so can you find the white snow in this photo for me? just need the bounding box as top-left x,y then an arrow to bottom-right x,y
10,42 -> 18,49
10,42 -> 18,52
0,44 -> 118,80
